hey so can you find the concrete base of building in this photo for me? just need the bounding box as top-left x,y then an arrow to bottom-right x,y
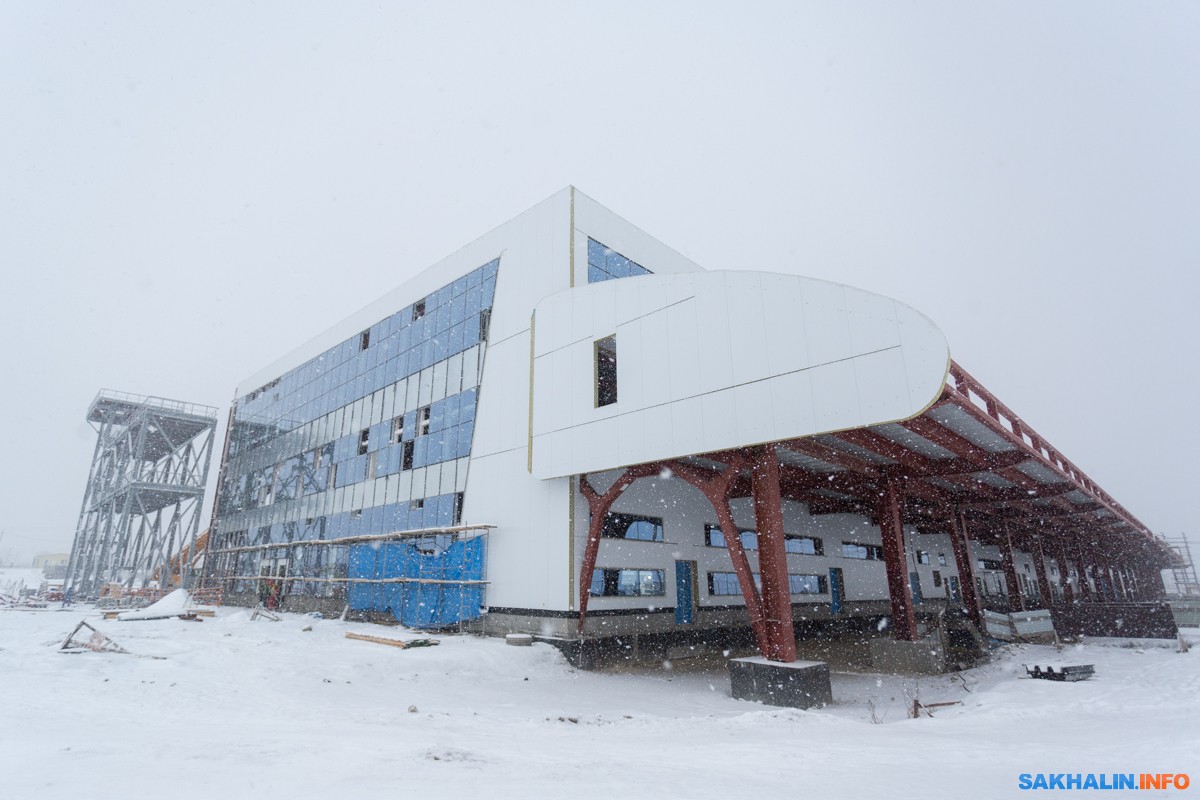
868,638 -> 946,675
533,626 -> 761,670
728,657 -> 833,709
1050,601 -> 1179,639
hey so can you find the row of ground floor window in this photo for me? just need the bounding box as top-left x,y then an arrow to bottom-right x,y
206,513 -> 1089,609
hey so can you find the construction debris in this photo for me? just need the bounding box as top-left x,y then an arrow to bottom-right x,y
910,699 -> 963,718
250,605 -> 280,622
1025,664 -> 1095,682
60,621 -> 131,655
345,632 -> 439,649
117,588 -> 195,621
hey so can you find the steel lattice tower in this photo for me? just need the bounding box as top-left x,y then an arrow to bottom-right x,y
1165,535 -> 1200,597
65,390 -> 218,600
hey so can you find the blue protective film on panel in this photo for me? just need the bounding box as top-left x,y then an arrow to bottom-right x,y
347,536 -> 485,628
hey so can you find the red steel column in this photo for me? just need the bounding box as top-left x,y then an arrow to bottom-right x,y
749,446 -> 796,662
577,465 -> 656,633
948,510 -> 983,627
1113,564 -> 1126,601
1052,536 -> 1074,604
1099,556 -> 1118,599
878,469 -> 917,642
1030,533 -> 1054,608
1127,566 -> 1143,601
1000,523 -> 1025,612
667,457 -> 769,656
1073,536 -> 1093,599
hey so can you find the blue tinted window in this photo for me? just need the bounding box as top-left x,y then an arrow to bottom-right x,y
590,568 -> 665,597
705,525 -> 757,551
586,238 -> 652,283
602,513 -> 663,542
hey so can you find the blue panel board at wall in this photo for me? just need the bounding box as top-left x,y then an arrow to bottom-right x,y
909,571 -> 923,604
347,537 -> 485,629
347,545 -> 382,611
829,568 -> 843,615
948,576 -> 961,603
674,561 -> 694,625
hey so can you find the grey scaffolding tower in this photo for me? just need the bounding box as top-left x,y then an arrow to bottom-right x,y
65,390 -> 218,600
1165,535 -> 1200,598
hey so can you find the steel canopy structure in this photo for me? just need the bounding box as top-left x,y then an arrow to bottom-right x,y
197,188 -> 1178,670
574,359 -> 1175,658
65,390 -> 218,599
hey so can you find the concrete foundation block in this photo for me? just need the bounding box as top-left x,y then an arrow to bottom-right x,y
869,638 -> 946,675
728,657 -> 832,709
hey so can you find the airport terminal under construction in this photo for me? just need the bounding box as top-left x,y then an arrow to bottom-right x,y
63,189 -> 1192,702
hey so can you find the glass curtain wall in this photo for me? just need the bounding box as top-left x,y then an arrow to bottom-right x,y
208,259 -> 499,601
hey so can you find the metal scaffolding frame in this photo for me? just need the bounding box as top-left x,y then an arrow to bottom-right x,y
65,390 -> 218,599
1164,535 -> 1199,597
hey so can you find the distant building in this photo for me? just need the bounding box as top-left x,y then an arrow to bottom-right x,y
33,553 -> 69,580
203,187 -> 1174,665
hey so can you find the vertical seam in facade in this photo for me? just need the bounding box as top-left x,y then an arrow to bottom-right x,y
527,314 -> 535,474
568,475 -> 576,610
569,186 -> 576,288
566,190 -> 576,608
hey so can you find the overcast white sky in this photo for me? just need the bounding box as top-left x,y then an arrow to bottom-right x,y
1,2 -> 1196,564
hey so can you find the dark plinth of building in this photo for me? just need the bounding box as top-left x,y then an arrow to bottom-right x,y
728,657 -> 832,709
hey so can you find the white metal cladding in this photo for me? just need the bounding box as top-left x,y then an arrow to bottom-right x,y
530,271 -> 951,479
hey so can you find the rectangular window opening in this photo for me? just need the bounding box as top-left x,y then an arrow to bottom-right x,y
419,406 -> 431,436
412,299 -> 427,321
595,335 -> 617,407
705,524 -> 757,551
401,440 -> 414,471
785,534 -> 823,556
841,541 -> 884,561
359,330 -> 371,350
589,568 -> 665,597
602,513 -> 664,542
391,416 -> 404,445
357,428 -> 370,455
479,308 -> 491,342
787,574 -> 828,595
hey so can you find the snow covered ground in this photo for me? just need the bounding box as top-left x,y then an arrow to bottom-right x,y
0,567 -> 50,597
1,606 -> 1196,799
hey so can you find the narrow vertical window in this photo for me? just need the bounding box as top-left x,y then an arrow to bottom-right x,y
360,330 -> 371,350
479,308 -> 492,341
358,428 -> 370,455
402,440 -> 414,471
412,299 -> 427,321
419,406 -> 431,436
595,335 -> 617,407
391,416 -> 404,445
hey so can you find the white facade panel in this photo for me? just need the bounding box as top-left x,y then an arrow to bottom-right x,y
531,271 -> 950,478
666,299 -> 703,403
